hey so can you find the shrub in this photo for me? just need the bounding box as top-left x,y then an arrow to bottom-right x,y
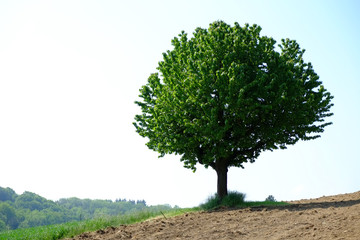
201,191 -> 246,210
265,195 -> 276,202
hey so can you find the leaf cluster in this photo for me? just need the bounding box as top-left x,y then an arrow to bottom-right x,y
134,21 -> 333,171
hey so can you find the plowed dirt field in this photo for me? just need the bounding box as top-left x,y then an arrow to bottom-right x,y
67,191 -> 360,240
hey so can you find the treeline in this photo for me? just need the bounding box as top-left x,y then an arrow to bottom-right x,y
0,186 -> 173,231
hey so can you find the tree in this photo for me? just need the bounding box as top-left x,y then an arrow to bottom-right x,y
0,187 -> 17,202
15,191 -> 50,211
134,21 -> 334,199
0,219 -> 6,231
265,195 -> 276,202
0,202 -> 19,229
136,200 -> 147,206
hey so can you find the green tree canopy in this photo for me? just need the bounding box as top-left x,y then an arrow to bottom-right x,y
0,186 -> 173,231
0,202 -> 18,229
134,21 -> 333,199
15,192 -> 52,211
0,187 -> 17,202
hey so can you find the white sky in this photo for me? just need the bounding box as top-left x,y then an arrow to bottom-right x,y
0,0 -> 359,208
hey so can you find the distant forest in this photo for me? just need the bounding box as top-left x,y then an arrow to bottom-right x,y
0,186 -> 174,231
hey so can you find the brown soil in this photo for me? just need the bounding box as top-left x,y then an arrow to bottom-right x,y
67,191 -> 360,240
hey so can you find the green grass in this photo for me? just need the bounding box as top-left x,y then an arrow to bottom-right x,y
0,193 -> 288,240
200,191 -> 289,210
0,208 -> 196,240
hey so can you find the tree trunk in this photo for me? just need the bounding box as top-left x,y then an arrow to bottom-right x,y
215,162 -> 228,200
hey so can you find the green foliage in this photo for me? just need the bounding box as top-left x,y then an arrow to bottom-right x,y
222,192 -> 246,207
0,203 -> 19,230
15,192 -> 54,211
201,191 -> 246,210
0,186 -> 173,232
0,188 -> 17,202
0,220 -> 6,232
201,192 -> 288,210
200,195 -> 221,210
265,195 -> 276,202
134,20 -> 334,198
134,20 -> 334,171
0,208 -> 196,240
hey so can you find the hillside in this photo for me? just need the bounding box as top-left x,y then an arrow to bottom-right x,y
0,187 -> 173,231
68,191 -> 360,240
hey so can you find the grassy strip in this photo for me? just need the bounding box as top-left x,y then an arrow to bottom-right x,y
0,208 -> 196,240
200,191 -> 289,210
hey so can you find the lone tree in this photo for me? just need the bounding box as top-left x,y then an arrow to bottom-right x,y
134,21 -> 333,199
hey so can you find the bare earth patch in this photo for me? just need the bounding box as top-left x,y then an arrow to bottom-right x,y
67,191 -> 360,240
